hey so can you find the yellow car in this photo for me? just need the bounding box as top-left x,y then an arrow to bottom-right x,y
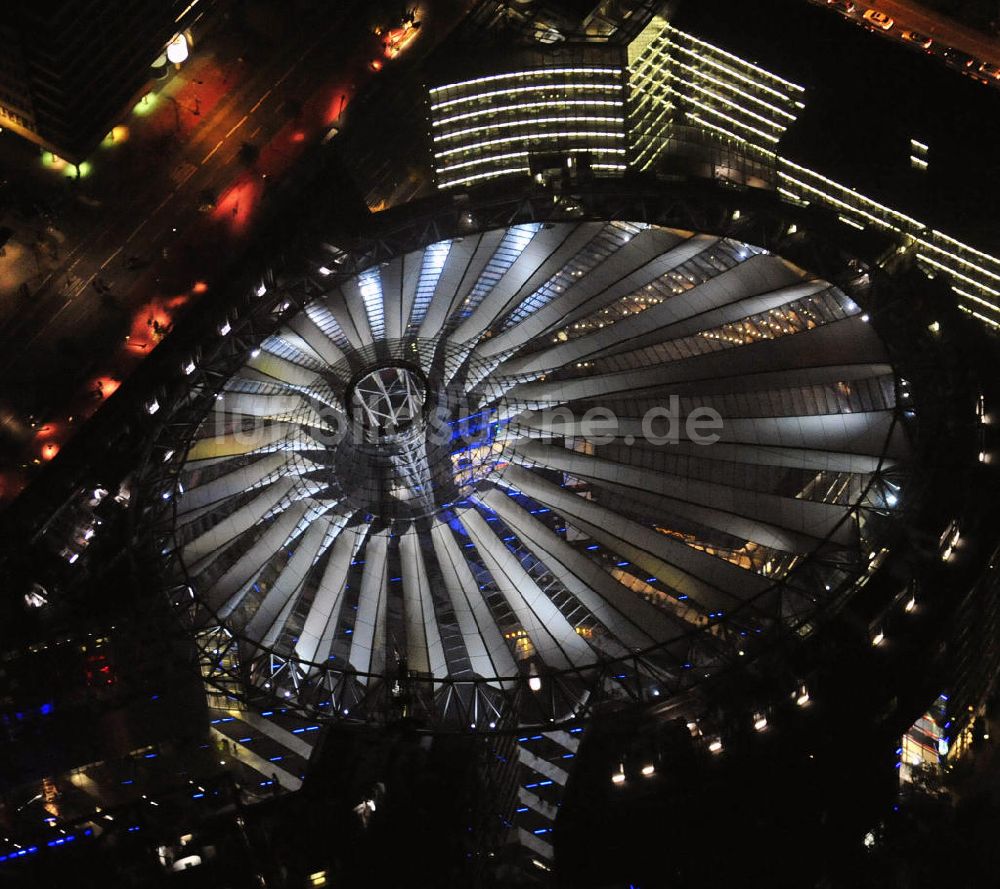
862,9 -> 894,30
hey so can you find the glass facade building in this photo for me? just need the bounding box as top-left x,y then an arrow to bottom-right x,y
625,15 -> 1000,330
429,46 -> 627,189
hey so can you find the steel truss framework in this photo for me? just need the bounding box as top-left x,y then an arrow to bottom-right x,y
134,182 -> 936,734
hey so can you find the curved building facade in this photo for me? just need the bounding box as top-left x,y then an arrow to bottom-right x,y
429,45 -> 627,189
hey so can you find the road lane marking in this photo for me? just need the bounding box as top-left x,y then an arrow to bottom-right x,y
202,139 -> 225,164
100,246 -> 123,269
174,165 -> 197,188
249,88 -> 273,114
125,219 -> 149,243
224,114 -> 249,140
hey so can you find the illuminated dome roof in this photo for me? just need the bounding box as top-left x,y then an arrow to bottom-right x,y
152,213 -> 908,728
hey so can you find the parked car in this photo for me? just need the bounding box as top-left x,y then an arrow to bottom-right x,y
862,9 -> 893,29
826,0 -> 856,12
942,48 -> 978,71
901,30 -> 932,49
978,61 -> 1000,80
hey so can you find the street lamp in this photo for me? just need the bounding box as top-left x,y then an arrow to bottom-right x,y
167,34 -> 189,66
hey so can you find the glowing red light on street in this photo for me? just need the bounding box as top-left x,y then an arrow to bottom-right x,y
93,377 -> 121,399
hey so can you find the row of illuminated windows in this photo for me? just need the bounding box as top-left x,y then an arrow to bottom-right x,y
632,70 -> 786,150
433,98 -> 625,129
626,25 -> 804,170
430,73 -> 624,112
429,67 -> 623,96
648,34 -> 802,116
435,129 -> 626,161
433,113 -> 627,144
662,25 -> 806,99
438,149 -> 534,175
627,43 -> 800,151
435,146 -> 627,189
